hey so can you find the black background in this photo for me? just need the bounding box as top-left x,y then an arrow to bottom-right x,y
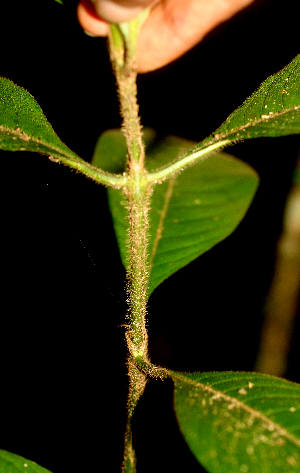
1,0 -> 300,472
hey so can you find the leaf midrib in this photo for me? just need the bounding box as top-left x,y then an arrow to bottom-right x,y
0,124 -> 80,161
148,175 -> 177,278
173,372 -> 300,449
215,105 -> 300,140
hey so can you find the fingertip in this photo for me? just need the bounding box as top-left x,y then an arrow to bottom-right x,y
77,0 -> 109,37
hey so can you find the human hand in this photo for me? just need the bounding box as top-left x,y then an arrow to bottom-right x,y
77,0 -> 255,72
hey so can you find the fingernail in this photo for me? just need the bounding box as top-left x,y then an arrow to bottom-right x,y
93,0 -> 144,23
83,29 -> 99,37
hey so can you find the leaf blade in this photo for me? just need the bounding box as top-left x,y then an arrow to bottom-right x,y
172,371 -> 300,473
0,77 -> 79,161
0,77 -> 122,186
0,450 -> 52,473
213,53 -> 300,141
147,151 -> 258,294
100,131 -> 259,295
177,54 -> 300,168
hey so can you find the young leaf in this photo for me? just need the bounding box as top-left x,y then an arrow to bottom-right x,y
172,371 -> 300,473
0,450 -> 52,473
93,129 -> 259,296
172,54 -> 300,172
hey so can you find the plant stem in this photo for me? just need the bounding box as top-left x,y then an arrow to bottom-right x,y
108,18 -> 151,472
109,20 -> 150,360
109,23 -> 145,167
122,361 -> 147,473
125,174 -> 150,359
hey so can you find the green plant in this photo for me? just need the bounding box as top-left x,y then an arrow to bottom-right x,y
1,2 -> 300,473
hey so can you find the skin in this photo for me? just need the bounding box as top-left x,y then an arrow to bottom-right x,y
77,0 -> 255,72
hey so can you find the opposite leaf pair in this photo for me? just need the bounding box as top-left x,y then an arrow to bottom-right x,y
1,54 -> 300,473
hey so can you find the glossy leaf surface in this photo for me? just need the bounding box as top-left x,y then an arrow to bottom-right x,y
0,450 -> 52,473
92,129 -> 259,295
172,371 -> 300,473
179,54 -> 300,165
0,77 -> 79,160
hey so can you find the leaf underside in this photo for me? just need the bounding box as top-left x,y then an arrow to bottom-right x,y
93,129 -> 259,296
172,371 -> 300,473
0,450 -> 52,473
92,55 -> 300,296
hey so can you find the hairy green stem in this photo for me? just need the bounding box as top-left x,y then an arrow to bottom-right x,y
109,24 -> 144,167
108,18 -> 152,473
125,174 -> 150,359
123,362 -> 147,473
109,24 -> 150,359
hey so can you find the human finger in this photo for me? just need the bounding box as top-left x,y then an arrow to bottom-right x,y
77,0 -> 109,36
77,0 -> 255,72
77,0 -> 156,34
136,0 -> 255,72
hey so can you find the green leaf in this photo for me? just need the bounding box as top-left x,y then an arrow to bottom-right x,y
172,371 -> 300,473
0,450 -> 52,473
0,77 -> 122,186
93,129 -> 259,295
175,54 -> 300,169
107,55 -> 300,190
0,77 -> 78,160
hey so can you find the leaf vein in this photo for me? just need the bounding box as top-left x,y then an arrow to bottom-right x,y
148,175 -> 176,277
173,372 -> 300,448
